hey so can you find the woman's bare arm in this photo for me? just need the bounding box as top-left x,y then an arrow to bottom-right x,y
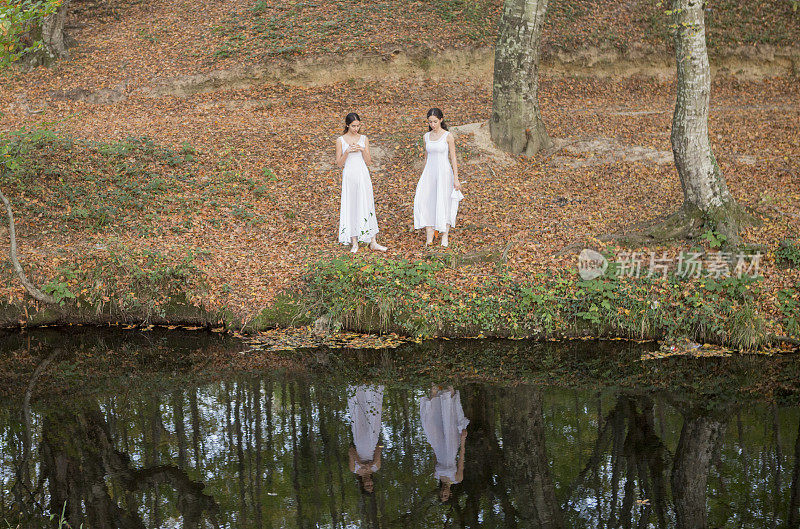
447,133 -> 461,190
348,446 -> 357,472
372,445 -> 381,470
455,430 -> 467,482
361,136 -> 372,166
336,138 -> 350,168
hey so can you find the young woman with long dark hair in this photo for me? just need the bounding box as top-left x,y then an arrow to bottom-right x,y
413,108 -> 463,247
335,113 -> 387,253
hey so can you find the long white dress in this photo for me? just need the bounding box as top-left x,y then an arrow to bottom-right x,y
339,135 -> 379,244
419,388 -> 470,483
414,130 -> 457,233
348,384 -> 384,468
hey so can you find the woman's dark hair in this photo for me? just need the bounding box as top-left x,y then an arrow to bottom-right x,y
356,474 -> 376,496
427,108 -> 448,131
344,112 -> 361,133
437,479 -> 461,505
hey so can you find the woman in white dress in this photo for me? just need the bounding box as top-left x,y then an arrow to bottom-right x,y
419,384 -> 469,502
413,108 -> 463,247
347,384 -> 385,494
336,113 -> 387,253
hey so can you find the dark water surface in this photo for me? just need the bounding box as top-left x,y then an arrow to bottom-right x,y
1,329 -> 799,528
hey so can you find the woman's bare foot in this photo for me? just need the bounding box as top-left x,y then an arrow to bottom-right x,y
369,240 -> 387,252
350,243 -> 358,253
441,232 -> 449,247
425,227 -> 435,246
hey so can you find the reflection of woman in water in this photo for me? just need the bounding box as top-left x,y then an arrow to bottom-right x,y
420,384 -> 469,502
347,385 -> 384,494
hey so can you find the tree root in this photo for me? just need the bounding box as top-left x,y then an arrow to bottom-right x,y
554,205 -> 755,257
0,187 -> 59,304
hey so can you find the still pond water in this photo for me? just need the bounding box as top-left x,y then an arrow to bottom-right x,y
1,330 -> 799,528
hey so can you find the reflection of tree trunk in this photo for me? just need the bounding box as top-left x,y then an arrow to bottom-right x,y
500,386 -> 564,529
289,383 -> 305,528
39,405 -> 217,529
464,386 -> 516,528
253,380 -> 264,529
317,389 -> 339,529
148,396 -> 163,528
789,418 -> 800,528
171,390 -> 187,468
671,412 -> 726,529
569,395 -> 670,529
235,384 -> 248,525
41,408 -> 147,529
773,404 -> 783,527
21,351 -> 58,499
188,387 -> 201,469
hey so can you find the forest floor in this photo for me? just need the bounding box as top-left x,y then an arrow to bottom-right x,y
0,0 -> 798,347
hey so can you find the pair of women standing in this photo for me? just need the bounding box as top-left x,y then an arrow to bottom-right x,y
336,109 -> 463,252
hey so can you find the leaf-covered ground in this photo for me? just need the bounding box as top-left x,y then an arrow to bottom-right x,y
0,0 -> 798,340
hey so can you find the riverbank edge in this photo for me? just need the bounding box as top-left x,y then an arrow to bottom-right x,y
2,258 -> 797,352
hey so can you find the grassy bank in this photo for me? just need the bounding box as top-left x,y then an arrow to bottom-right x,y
4,251 -> 799,353
277,254 -> 800,350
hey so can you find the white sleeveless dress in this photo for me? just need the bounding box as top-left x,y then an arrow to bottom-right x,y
348,384 -> 384,464
419,388 -> 470,483
339,135 -> 379,244
414,130 -> 458,233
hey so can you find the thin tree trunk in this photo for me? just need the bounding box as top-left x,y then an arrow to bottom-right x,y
669,0 -> 740,242
490,0 -> 552,156
0,187 -> 58,304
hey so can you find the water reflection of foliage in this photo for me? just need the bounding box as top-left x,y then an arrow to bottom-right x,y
2,365 -> 800,527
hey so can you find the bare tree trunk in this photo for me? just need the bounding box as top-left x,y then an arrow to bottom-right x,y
0,187 -> 58,304
668,0 -> 742,243
490,0 -> 552,156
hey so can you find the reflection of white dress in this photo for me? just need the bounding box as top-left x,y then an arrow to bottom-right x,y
414,131 -> 456,233
419,389 -> 470,483
339,135 -> 379,244
348,385 -> 384,463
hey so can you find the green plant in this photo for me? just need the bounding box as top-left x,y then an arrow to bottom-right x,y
777,239 -> 800,268
42,280 -> 76,304
777,288 -> 799,336
0,0 -> 63,68
262,167 -> 278,181
700,229 -> 727,249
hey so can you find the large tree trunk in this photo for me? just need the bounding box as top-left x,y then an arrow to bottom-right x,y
25,0 -> 72,67
670,413 -> 726,529
490,0 -> 552,156
669,0 -> 741,243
